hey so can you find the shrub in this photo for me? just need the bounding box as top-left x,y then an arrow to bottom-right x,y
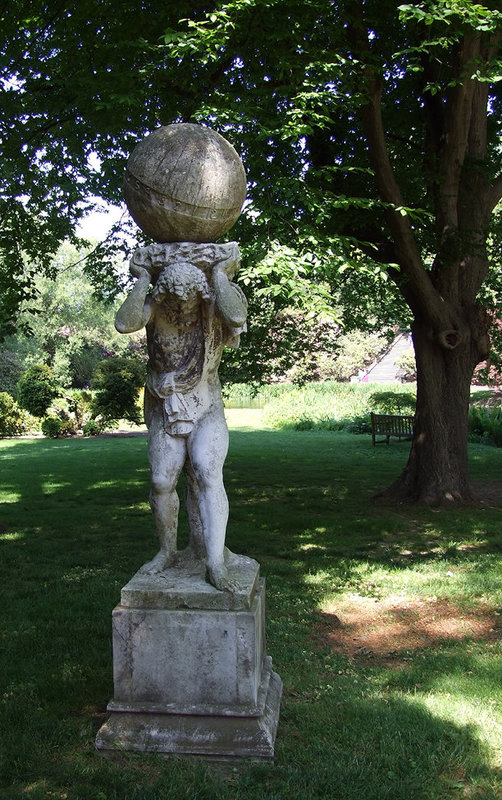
330,330 -> 388,382
394,349 -> 416,382
91,357 -> 145,424
345,414 -> 372,434
261,381 -> 417,432
65,389 -> 94,429
41,414 -> 76,438
0,392 -> 28,436
49,390 -> 94,433
41,416 -> 64,438
222,382 -> 286,408
468,404 -> 502,447
82,419 -> 104,436
17,364 -> 60,417
293,415 -> 316,431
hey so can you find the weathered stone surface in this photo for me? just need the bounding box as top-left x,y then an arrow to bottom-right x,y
111,579 -> 266,713
124,123 -> 247,243
95,573 -> 282,758
114,239 -> 248,593
95,666 -> 282,759
121,551 -> 260,612
95,128 -> 281,760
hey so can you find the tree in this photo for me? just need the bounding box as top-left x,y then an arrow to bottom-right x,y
1,1 -> 501,503
0,348 -> 24,396
2,243 -> 144,389
17,363 -> 59,417
156,0 -> 502,504
0,1 -> 207,338
91,357 -> 145,424
344,1 -> 502,503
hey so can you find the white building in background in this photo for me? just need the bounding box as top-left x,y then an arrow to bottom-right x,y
352,332 -> 413,384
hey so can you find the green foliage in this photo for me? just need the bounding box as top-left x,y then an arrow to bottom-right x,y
82,418 -> 105,436
398,2 -> 502,36
63,389 -> 94,430
221,264 -> 343,383
0,0 -> 500,360
257,383 -> 502,448
40,416 -> 65,439
394,348 -> 417,382
0,3 -> 176,335
17,363 -> 60,417
3,244 -> 141,390
41,392 -> 95,438
0,349 -> 24,396
330,330 -> 388,381
0,391 -> 29,436
369,390 -> 417,414
345,414 -> 373,434
468,404 -> 502,447
262,381 -> 416,431
221,305 -> 390,386
241,242 -> 335,318
222,382 -> 284,408
91,357 -> 145,424
1,0 -> 501,501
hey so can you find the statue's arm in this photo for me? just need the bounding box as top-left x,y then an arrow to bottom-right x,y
115,266 -> 154,334
213,249 -> 248,327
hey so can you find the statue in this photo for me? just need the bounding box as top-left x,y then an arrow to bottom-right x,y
115,241 -> 247,591
96,123 -> 282,760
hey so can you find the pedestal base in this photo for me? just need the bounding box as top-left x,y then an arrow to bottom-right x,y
95,554 -> 282,759
96,659 -> 281,758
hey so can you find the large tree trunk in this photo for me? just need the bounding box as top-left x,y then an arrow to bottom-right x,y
380,310 -> 489,506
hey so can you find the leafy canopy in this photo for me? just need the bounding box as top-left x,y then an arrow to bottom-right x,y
1,1 -> 500,354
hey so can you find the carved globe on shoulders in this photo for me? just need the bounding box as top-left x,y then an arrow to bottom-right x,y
124,123 -> 247,243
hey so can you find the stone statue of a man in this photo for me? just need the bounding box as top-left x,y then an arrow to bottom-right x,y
115,241 -> 247,591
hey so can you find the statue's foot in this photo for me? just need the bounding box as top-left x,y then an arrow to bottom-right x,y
206,562 -> 238,593
141,549 -> 174,575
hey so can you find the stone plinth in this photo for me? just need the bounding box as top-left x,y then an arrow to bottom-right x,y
95,554 -> 282,758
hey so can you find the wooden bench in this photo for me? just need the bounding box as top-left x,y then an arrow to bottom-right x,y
371,412 -> 414,445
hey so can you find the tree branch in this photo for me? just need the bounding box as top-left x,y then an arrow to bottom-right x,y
346,1 -> 448,328
436,35 -> 481,233
23,112 -> 77,146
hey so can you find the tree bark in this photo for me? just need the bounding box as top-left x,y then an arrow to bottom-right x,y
382,332 -> 471,504
378,307 -> 490,506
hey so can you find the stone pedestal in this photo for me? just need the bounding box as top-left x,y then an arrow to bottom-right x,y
95,553 -> 282,759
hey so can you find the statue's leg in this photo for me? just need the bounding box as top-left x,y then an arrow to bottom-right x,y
188,409 -> 235,591
183,458 -> 206,560
143,408 -> 187,574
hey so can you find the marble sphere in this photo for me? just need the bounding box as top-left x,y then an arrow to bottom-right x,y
124,123 -> 247,243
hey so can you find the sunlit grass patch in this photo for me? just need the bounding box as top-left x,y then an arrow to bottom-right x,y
0,531 -> 24,541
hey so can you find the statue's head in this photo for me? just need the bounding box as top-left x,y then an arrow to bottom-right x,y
152,261 -> 210,304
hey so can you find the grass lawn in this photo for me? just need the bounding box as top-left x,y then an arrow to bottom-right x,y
0,413 -> 501,800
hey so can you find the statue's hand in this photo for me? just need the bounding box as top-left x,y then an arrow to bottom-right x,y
129,250 -> 153,281
212,243 -> 240,279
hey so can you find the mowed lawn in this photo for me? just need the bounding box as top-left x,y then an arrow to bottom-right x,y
1,413 -> 501,800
